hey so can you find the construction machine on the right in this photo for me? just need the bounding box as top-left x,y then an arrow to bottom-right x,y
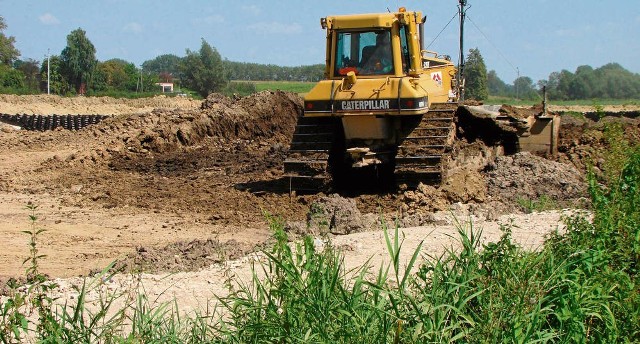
284,5 -> 559,191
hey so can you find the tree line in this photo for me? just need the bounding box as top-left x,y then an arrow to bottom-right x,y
465,48 -> 640,101
0,17 -> 322,98
1,15 -> 639,101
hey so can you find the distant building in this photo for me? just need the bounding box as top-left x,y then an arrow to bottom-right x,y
156,82 -> 174,93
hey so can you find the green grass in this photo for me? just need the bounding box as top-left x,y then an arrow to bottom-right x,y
250,80 -> 315,94
517,194 -> 558,213
486,95 -> 640,107
2,133 -> 639,342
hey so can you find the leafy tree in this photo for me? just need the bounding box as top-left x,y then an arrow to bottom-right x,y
542,71 -> 561,99
487,70 -> 512,97
0,16 -> 20,65
142,54 -> 182,78
40,55 -> 70,95
14,59 -> 40,91
513,76 -> 538,100
555,70 -> 575,100
94,58 -> 139,91
464,48 -> 488,101
60,28 -> 97,94
545,63 -> 640,100
0,63 -> 24,90
224,60 -> 324,82
180,39 -> 227,97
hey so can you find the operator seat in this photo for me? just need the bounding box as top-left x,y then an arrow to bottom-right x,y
360,45 -> 376,67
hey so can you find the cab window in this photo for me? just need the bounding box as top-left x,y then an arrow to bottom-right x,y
399,25 -> 411,73
334,30 -> 393,77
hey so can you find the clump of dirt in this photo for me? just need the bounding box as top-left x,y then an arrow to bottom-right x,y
112,238 -> 256,274
401,183 -> 449,214
557,113 -> 640,175
398,169 -> 486,225
499,104 -> 541,120
484,151 -> 586,211
286,194 -> 379,236
440,168 -> 487,203
398,134 -> 587,222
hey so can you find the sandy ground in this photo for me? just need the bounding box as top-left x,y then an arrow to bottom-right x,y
42,209 -> 574,315
0,93 -> 635,314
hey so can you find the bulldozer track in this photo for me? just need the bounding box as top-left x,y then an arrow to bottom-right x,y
284,105 -> 458,192
284,116 -> 340,192
395,103 -> 457,186
0,113 -> 110,131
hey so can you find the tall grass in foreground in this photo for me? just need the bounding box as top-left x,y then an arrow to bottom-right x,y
2,140 -> 639,342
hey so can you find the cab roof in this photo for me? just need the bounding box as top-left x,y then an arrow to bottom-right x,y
322,10 -> 422,30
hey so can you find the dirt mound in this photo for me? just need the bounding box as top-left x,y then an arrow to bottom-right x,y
0,94 -> 201,116
399,140 -> 586,222
286,194 -> 379,236
28,91 -> 301,180
70,90 -> 301,161
557,113 -> 640,174
484,151 -> 586,209
112,238 -> 255,274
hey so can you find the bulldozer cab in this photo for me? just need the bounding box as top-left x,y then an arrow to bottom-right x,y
333,29 -> 408,77
322,10 -> 433,80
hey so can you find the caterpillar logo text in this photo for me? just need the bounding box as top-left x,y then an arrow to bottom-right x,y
340,100 -> 390,111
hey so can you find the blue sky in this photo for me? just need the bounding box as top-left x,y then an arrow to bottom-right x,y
1,0 -> 638,83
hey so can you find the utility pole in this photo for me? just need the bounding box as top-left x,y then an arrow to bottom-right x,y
46,48 -> 50,95
457,0 -> 468,103
516,67 -> 520,99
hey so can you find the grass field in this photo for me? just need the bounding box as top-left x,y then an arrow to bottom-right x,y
249,81 -> 316,94
486,95 -> 640,107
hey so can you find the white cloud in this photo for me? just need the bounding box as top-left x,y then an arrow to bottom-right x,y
193,15 -> 225,25
39,13 -> 60,25
247,22 -> 302,35
122,22 -> 143,34
554,28 -> 579,38
241,5 -> 261,16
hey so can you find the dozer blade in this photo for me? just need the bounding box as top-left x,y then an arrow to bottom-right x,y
457,104 -> 560,156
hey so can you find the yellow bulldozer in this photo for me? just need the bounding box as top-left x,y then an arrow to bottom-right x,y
284,6 -> 559,191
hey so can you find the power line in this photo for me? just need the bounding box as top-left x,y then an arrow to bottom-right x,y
466,15 -> 518,76
425,12 -> 459,51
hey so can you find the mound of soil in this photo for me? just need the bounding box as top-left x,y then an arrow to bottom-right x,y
286,194 -> 379,237
484,151 -> 586,209
0,94 -> 201,116
70,90 -> 301,164
112,238 -> 256,274
557,113 -> 640,174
